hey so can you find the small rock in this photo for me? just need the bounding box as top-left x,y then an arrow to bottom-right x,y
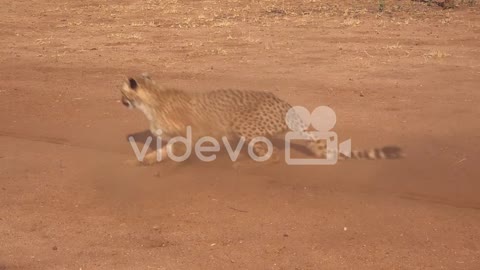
283,234 -> 289,237
52,246 -> 58,251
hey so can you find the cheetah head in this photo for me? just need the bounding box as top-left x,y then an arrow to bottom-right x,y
120,73 -> 155,109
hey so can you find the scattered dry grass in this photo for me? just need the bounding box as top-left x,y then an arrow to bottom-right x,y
383,43 -> 403,50
424,49 -> 451,58
342,18 -> 361,26
6,0 -> 477,68
41,0 -> 474,33
107,33 -> 142,40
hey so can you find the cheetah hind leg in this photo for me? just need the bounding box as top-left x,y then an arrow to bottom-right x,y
306,140 -> 328,159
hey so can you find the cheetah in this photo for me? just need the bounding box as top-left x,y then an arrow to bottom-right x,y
120,73 -> 403,165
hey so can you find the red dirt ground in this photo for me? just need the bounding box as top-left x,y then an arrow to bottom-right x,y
1,0 -> 479,269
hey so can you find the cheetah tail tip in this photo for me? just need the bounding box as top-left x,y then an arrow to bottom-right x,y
380,146 -> 405,159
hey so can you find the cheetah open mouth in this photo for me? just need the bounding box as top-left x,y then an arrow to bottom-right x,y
121,96 -> 133,108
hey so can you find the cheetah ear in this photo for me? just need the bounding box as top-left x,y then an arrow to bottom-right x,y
128,78 -> 138,90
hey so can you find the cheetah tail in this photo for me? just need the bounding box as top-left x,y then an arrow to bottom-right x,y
343,146 -> 404,160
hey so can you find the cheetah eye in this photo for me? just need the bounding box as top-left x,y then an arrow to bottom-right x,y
128,78 -> 138,90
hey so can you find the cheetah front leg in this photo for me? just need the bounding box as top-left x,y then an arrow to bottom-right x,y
125,145 -> 169,166
125,142 -> 193,166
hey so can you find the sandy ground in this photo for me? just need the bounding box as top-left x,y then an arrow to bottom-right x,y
1,0 -> 480,269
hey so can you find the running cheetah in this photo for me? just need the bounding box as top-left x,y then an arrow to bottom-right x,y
120,73 -> 402,165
